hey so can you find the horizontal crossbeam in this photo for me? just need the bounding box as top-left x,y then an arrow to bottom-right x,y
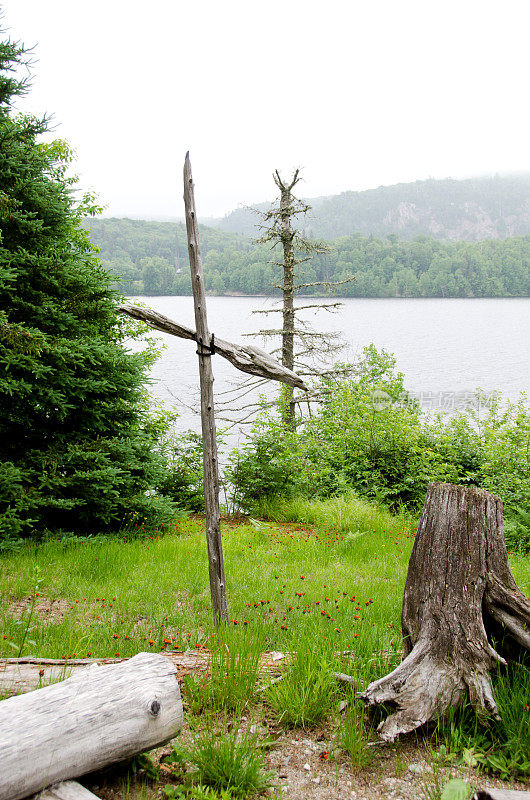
118,303 -> 308,390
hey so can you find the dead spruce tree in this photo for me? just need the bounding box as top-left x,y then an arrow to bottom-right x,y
218,169 -> 351,431
356,482 -> 530,742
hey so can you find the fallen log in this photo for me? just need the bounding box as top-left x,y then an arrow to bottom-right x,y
0,652 -> 183,800
474,790 -> 530,799
0,656 -> 120,696
357,483 -> 530,741
0,649 -> 286,696
34,782 -> 100,800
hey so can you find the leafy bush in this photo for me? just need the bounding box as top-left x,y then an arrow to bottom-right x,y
229,345 -> 530,519
158,431 -> 205,512
435,661 -> 530,779
503,507 -> 530,553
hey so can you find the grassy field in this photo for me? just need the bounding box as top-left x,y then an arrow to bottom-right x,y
0,491 -> 528,666
1,493 -> 529,798
0,494 -> 421,663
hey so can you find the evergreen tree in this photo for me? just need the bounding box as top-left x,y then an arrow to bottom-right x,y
0,36 -> 175,540
253,170 -> 350,429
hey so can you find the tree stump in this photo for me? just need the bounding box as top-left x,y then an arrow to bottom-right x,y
358,483 -> 530,741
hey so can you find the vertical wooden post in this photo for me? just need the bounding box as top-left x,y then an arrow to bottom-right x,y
183,153 -> 229,630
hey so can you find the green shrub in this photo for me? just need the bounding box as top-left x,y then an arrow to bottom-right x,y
503,507 -> 530,553
158,431 -> 205,512
435,661 -> 530,780
229,346 -> 530,518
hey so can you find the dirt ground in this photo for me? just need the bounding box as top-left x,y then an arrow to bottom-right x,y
2,646 -> 527,799
82,709 -> 529,800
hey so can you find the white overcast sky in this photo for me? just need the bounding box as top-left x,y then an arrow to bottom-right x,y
2,0 -> 529,218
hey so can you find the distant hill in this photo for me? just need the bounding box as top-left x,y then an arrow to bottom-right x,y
85,216 -> 530,298
215,174 -> 530,241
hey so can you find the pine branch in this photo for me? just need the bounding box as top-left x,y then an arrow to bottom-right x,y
251,302 -> 342,314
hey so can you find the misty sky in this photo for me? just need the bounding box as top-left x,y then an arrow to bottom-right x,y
2,0 -> 529,219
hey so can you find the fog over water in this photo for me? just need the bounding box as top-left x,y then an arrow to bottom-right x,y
133,296 -> 530,446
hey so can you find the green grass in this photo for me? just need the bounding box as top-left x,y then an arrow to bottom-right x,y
183,626 -> 266,713
434,660 -> 530,779
0,497 -> 415,662
265,635 -> 338,727
337,695 -> 373,771
0,491 -> 528,784
172,722 -> 274,798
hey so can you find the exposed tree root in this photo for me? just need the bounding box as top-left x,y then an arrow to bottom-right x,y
356,483 -> 530,741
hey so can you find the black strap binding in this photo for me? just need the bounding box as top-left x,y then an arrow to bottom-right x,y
196,333 -> 215,357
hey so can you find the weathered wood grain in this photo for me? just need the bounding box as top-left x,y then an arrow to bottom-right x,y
358,483 -> 530,741
34,781 -> 100,800
474,790 -> 530,799
183,153 -> 229,630
0,652 -> 183,800
0,649 -> 288,696
118,303 -> 307,390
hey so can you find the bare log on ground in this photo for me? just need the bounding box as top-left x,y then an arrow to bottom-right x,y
0,649 -> 287,696
0,652 -> 183,800
118,303 -> 307,390
0,654 -> 186,696
474,790 -> 530,799
34,782 -> 100,800
357,483 -> 530,742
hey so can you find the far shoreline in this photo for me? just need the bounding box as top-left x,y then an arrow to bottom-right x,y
125,293 -> 530,300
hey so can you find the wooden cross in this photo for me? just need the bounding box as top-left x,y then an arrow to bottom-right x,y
119,153 -> 307,629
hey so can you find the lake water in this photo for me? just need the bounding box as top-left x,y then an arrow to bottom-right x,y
135,296 -> 530,445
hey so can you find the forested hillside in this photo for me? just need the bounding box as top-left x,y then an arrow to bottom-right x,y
86,217 -> 530,297
216,174 -> 530,241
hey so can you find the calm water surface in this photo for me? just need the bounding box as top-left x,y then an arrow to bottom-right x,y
135,296 -> 530,441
